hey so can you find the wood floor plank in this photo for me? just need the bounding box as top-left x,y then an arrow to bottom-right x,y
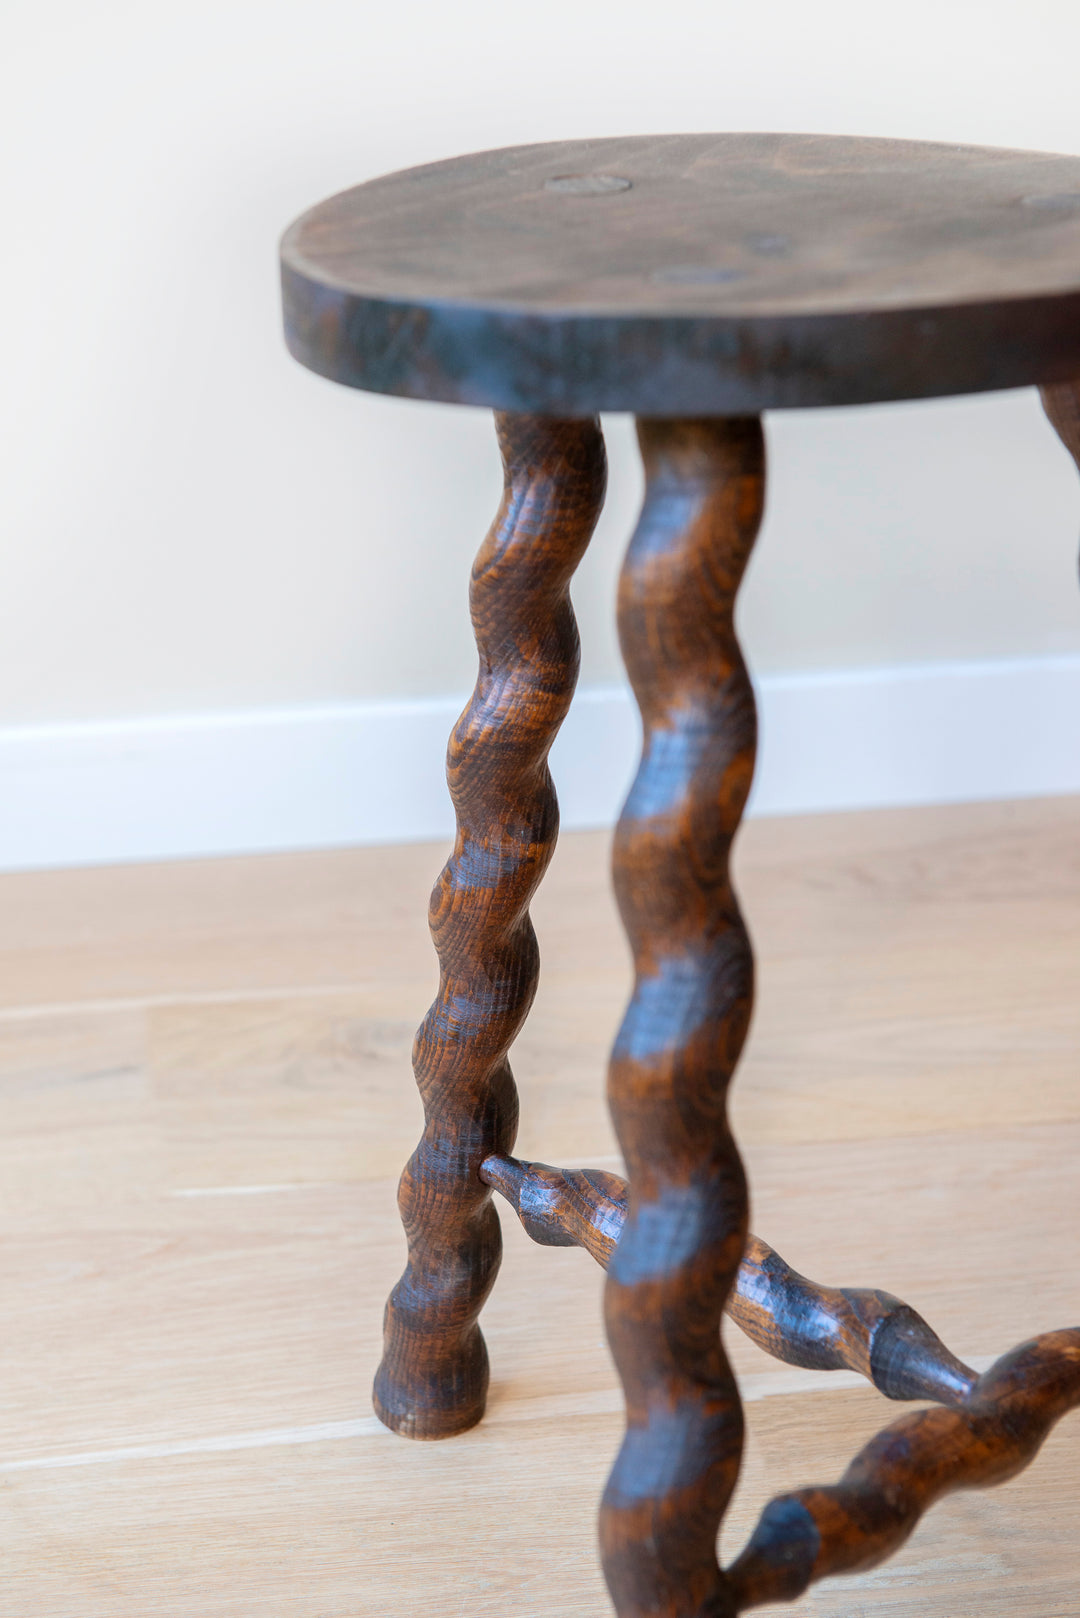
0,796 -> 1077,1614
3,1396 -> 1076,1618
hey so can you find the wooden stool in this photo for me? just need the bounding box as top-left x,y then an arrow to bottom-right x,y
280,134 -> 1080,1616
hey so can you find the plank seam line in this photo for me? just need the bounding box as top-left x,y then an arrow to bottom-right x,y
1,1359 -> 998,1473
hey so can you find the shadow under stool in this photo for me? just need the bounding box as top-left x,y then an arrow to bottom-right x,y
280,133 -> 1080,1617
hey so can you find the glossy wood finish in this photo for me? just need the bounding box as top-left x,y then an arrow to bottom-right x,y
482,1154 -> 979,1407
281,134 -> 1080,415
727,1330 -> 1080,1609
727,1237 -> 977,1406
372,413 -> 606,1439
479,1153 -> 627,1266
600,417 -> 764,1618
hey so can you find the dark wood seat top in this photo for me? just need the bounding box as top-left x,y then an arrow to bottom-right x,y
281,133 -> 1080,415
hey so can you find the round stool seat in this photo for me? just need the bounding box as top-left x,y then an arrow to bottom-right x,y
281,132 -> 1080,416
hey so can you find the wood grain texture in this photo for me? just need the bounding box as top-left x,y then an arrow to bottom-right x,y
726,1329 -> 1080,1610
482,1154 -> 978,1407
372,413 -> 606,1439
600,417 -> 764,1618
281,134 -> 1080,414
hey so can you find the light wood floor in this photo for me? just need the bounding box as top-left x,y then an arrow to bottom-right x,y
2,796 -> 1078,1616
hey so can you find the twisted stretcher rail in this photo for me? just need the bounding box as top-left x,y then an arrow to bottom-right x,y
479,1154 -> 978,1405
481,1153 -> 1080,1609
726,1328 -> 1080,1607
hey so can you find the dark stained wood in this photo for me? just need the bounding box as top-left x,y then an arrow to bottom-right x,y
726,1330 -> 1080,1610
281,134 -> 1080,416
482,1154 -> 978,1407
727,1236 -> 977,1405
1041,375 -> 1080,468
372,413 -> 606,1439
479,1153 -> 627,1266
483,1146 -> 1078,1614
599,417 -> 763,1618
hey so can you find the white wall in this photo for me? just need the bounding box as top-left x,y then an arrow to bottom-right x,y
3,0 -> 1080,865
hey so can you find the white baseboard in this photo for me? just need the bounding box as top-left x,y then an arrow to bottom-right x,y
1,655 -> 1079,872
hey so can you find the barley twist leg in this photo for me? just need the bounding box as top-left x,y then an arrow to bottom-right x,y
600,417 -> 765,1616
373,412 -> 606,1439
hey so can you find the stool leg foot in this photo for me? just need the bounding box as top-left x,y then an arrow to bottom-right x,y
600,418 -> 764,1615
372,413 -> 606,1440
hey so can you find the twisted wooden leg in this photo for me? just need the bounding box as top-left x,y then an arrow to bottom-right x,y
471,380 -> 1080,1605
372,413 -> 606,1439
600,418 -> 764,1618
